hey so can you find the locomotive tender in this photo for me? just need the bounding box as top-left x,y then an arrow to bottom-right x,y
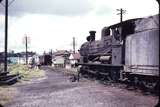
78,14 -> 159,91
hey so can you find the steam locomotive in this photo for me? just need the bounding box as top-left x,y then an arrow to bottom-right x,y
77,14 -> 159,91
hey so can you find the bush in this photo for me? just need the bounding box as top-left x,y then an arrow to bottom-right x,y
8,64 -> 45,81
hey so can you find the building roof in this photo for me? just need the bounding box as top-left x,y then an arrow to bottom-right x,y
69,53 -> 80,60
53,50 -> 70,56
53,56 -> 65,64
0,51 -> 36,57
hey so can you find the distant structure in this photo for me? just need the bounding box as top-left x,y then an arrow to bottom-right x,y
69,53 -> 80,68
24,35 -> 30,65
117,8 -> 126,23
0,51 -> 37,65
73,37 -> 76,54
52,50 -> 70,68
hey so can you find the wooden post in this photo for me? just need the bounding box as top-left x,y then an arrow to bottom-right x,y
25,36 -> 28,65
117,8 -> 126,23
73,37 -> 75,54
4,0 -> 8,72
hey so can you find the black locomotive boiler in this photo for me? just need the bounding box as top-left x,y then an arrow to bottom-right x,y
39,54 -> 52,65
77,14 -> 159,92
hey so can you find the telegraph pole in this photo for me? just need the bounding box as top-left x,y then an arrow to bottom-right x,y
73,37 -> 75,54
1,0 -> 16,72
117,8 -> 126,23
25,36 -> 28,65
4,0 -> 8,72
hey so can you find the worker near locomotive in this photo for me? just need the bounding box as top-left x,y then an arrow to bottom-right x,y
76,14 -> 159,94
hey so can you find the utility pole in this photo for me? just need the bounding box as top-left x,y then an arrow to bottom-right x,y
4,0 -> 8,72
73,37 -> 75,54
1,0 -> 16,72
25,36 -> 28,65
117,8 -> 126,23
50,49 -> 52,55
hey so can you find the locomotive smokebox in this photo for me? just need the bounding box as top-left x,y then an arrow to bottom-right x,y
89,31 -> 96,41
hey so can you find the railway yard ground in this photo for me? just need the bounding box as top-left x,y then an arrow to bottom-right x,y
1,66 -> 159,107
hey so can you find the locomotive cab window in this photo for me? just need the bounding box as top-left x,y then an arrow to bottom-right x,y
105,29 -> 110,36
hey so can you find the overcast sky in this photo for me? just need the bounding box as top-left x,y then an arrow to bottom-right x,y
0,0 -> 159,54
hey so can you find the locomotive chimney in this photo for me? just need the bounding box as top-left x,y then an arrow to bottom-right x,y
89,30 -> 96,41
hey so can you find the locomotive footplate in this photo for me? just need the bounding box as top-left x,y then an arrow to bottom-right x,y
76,63 -> 123,68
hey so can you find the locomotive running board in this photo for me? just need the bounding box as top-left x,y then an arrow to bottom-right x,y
76,63 -> 123,68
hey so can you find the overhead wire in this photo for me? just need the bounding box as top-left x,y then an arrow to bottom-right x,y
0,0 -> 16,7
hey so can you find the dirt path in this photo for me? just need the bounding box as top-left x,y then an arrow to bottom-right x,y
5,66 -> 158,107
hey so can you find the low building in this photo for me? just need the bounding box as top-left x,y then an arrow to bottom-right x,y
0,51 -> 37,64
0,52 -> 18,64
69,53 -> 80,67
53,56 -> 65,68
0,52 -> 4,64
52,50 -> 70,68
16,52 -> 37,64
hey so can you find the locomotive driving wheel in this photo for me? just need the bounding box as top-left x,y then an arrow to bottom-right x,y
142,81 -> 156,90
141,77 -> 159,94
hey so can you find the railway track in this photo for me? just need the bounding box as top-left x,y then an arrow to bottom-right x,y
79,72 -> 159,96
0,71 -> 21,85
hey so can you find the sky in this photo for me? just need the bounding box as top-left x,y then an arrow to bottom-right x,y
0,0 -> 159,54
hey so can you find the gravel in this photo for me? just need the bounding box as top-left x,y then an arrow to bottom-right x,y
5,66 -> 158,107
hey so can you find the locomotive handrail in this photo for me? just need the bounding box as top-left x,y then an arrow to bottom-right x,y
128,65 -> 159,67
129,68 -> 159,71
76,63 -> 123,68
